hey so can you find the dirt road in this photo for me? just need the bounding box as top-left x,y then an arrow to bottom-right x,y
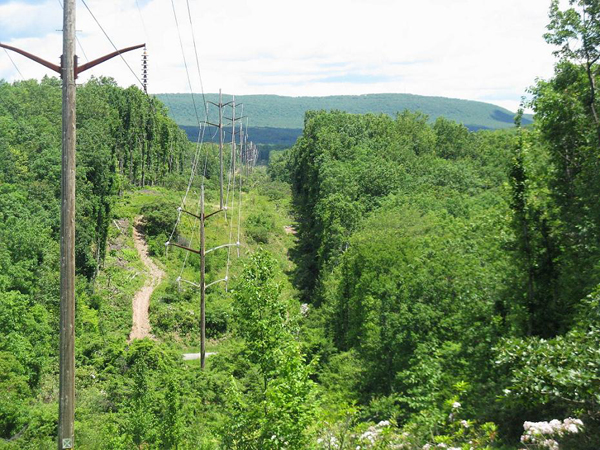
129,216 -> 164,341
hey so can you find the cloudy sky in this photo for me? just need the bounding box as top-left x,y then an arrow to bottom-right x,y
0,0 -> 560,112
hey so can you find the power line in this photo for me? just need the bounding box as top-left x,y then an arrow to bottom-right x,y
2,48 -> 24,80
134,0 -> 149,41
184,0 -> 208,118
169,0 -> 202,128
80,0 -> 144,87
76,36 -> 89,63
169,0 -> 213,194
163,0 -> 252,369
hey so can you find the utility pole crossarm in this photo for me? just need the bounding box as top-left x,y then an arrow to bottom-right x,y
0,42 -> 61,74
178,207 -> 223,221
167,241 -> 201,255
207,100 -> 234,107
76,43 -> 145,76
204,209 -> 223,220
0,41 -> 145,79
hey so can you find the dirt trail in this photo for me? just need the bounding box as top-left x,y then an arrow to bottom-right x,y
129,216 -> 164,341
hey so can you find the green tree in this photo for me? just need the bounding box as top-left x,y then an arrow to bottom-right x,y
546,0 -> 600,138
223,250 -> 315,449
507,111 -> 560,336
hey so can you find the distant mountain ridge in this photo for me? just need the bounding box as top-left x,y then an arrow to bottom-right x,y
157,92 -> 530,129
156,93 -> 531,148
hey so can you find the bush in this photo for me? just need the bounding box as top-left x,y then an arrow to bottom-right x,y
140,199 -> 178,238
245,212 -> 275,244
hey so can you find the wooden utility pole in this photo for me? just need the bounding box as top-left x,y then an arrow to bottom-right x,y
238,119 -> 244,175
168,193 -> 239,369
218,90 -> 224,209
207,90 -> 233,210
1,9 -> 144,448
227,101 -> 246,178
199,186 -> 206,369
58,1 -> 76,448
230,97 -> 236,179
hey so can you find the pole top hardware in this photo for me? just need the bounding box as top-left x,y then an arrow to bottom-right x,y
0,42 -> 145,79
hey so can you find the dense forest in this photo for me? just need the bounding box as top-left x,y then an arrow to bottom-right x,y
2,0 -> 600,448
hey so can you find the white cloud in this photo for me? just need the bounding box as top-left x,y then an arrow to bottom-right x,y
0,0 -> 560,112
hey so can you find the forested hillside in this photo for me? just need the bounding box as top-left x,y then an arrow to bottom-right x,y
159,93 -> 533,150
158,93 -> 531,130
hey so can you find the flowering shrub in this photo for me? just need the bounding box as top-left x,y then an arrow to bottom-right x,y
316,419 -> 402,449
315,398 -> 498,449
418,399 -> 497,450
519,418 -> 583,449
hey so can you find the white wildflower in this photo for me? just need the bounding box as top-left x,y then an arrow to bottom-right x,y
360,429 -> 377,444
452,402 -> 461,409
549,419 -> 562,431
563,417 -> 583,431
520,417 -> 583,449
377,420 -> 391,427
543,439 -> 559,450
461,420 -> 469,428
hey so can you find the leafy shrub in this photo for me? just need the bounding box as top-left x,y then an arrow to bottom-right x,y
245,212 -> 275,244
140,199 -> 178,238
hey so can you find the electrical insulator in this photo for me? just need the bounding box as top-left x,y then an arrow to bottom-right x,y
142,45 -> 148,94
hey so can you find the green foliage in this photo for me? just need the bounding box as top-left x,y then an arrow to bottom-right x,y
0,77 -> 191,279
140,198 -> 178,238
324,201 -> 506,415
0,352 -> 30,440
0,78 -> 189,445
223,250 -> 315,449
545,0 -> 600,66
104,339 -> 185,449
267,149 -> 292,183
495,289 -> 600,446
289,109 -> 512,305
245,212 -> 275,244
6,2 -> 600,445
